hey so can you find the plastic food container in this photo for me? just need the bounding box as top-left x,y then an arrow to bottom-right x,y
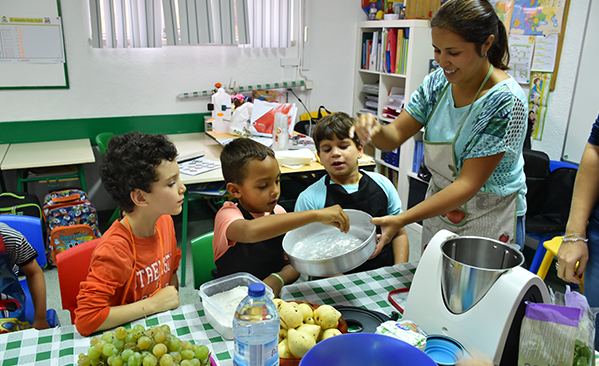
198,272 -> 274,340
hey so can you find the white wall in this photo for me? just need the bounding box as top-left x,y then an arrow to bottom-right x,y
528,0 -> 591,160
0,1 -> 364,123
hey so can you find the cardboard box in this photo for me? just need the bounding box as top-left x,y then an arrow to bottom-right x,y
252,90 -> 278,102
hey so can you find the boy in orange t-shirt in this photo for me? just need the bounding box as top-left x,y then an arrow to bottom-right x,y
75,132 -> 184,336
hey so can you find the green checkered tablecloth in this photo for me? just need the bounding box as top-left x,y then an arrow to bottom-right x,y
0,302 -> 235,366
0,264 -> 416,366
280,263 -> 416,315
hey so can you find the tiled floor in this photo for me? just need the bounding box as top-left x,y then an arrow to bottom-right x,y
40,197 -> 568,327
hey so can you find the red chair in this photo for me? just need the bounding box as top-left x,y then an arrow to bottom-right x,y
56,238 -> 101,323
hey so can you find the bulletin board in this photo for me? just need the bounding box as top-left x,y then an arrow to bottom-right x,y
0,0 -> 69,89
561,0 -> 598,164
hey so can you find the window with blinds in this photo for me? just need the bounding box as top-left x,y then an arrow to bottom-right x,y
89,0 -> 291,48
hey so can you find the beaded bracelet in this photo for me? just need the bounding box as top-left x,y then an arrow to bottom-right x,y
271,273 -> 285,287
562,236 -> 589,243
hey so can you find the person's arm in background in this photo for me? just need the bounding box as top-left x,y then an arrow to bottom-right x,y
557,142 -> 599,284
263,265 -> 300,298
20,260 -> 50,330
391,228 -> 409,263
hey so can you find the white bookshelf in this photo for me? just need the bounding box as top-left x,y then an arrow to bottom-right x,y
353,20 -> 432,210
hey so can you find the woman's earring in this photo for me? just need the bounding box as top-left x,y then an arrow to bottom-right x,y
484,51 -> 488,57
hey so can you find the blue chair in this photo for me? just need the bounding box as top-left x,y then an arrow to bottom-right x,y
0,214 -> 59,327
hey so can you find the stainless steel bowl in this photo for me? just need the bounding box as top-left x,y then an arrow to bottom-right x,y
441,236 -> 524,314
283,209 -> 376,277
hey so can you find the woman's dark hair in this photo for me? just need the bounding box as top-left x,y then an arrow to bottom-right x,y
220,137 -> 276,184
431,0 -> 510,70
313,112 -> 362,153
100,132 -> 178,213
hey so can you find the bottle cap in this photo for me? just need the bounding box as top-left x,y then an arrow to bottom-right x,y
248,283 -> 265,297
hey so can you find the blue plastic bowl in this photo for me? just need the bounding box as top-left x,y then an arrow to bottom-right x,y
424,335 -> 465,365
299,333 -> 437,366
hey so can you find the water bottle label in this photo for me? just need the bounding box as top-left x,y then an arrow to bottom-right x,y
234,338 -> 279,366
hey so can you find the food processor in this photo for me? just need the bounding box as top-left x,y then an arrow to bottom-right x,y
403,230 -> 550,366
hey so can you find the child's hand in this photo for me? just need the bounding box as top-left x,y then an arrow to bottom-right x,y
32,318 -> 50,330
149,286 -> 180,313
350,113 -> 381,143
318,205 -> 350,233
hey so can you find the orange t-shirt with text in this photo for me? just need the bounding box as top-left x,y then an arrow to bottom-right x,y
74,215 -> 181,336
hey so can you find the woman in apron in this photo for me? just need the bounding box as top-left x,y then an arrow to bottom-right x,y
351,0 -> 528,249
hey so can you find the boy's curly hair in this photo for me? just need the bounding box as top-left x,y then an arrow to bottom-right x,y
100,132 -> 178,213
220,138 -> 275,184
313,112 -> 362,153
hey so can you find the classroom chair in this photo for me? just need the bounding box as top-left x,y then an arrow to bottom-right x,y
536,235 -> 584,294
55,238 -> 101,323
190,231 -> 216,289
0,214 -> 60,326
95,132 -> 122,230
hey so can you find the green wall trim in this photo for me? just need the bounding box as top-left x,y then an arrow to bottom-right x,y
0,113 -> 209,144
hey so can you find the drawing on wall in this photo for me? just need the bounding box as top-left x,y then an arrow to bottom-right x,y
529,72 -> 552,140
511,0 -> 565,35
489,0 -> 515,32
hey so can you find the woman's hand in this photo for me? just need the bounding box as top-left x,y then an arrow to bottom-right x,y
557,238 -> 588,285
371,215 -> 404,248
350,113 -> 381,143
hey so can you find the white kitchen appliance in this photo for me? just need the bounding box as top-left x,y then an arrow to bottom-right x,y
403,230 -> 550,366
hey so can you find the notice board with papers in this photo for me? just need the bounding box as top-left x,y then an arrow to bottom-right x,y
0,0 -> 68,89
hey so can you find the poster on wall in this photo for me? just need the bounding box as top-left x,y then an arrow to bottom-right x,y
489,0 -> 515,32
508,34 -> 535,84
529,72 -> 553,141
510,0 -> 566,35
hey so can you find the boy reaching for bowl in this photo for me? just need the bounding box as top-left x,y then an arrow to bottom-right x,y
213,138 -> 350,296
295,112 -> 409,272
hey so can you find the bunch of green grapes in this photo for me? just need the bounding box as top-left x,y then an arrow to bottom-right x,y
77,324 -> 211,366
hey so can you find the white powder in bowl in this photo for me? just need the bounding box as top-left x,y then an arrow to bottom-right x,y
208,286 -> 248,326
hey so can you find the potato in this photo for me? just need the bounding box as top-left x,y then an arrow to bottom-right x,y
313,305 -> 341,330
278,339 -> 293,358
319,328 -> 342,341
304,316 -> 315,325
296,323 -> 321,343
287,328 -> 316,358
296,302 -> 314,321
279,301 -> 303,329
273,298 -> 284,309
279,328 -> 287,342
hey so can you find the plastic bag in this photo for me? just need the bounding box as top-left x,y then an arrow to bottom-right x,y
557,286 -> 597,366
519,288 -> 597,366
229,102 -> 252,136
518,302 -> 580,366
249,99 -> 297,137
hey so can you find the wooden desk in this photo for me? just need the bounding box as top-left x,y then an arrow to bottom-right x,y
169,133 -> 375,287
1,139 -> 95,192
0,144 -> 9,191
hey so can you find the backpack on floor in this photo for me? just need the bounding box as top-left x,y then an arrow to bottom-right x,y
0,192 -> 43,220
42,189 -> 101,266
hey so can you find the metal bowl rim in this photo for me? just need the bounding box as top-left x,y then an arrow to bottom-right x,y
283,209 -> 377,263
440,235 -> 525,271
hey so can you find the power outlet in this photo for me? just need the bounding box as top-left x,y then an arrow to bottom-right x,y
305,80 -> 313,90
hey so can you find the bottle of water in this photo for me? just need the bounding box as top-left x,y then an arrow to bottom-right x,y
233,283 -> 280,366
